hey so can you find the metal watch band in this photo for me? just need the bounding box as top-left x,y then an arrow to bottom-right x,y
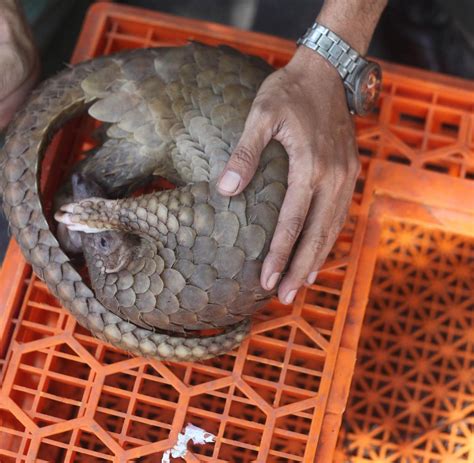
297,22 -> 366,88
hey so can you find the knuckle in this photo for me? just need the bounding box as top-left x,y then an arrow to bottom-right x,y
267,249 -> 290,269
290,160 -> 323,191
348,157 -> 361,178
312,159 -> 328,186
333,162 -> 348,185
287,171 -> 312,191
278,215 -> 305,243
230,145 -> 258,171
252,98 -> 274,119
306,231 -> 330,253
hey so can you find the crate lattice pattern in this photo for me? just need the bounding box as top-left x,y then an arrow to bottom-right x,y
336,221 -> 474,463
0,261 -> 352,461
1,3 -> 474,462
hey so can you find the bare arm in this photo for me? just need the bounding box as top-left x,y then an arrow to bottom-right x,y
0,0 -> 39,129
218,0 -> 387,304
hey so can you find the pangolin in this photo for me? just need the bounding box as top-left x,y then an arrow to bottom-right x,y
0,43 -> 289,361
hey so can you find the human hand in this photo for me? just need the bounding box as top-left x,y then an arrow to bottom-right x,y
0,0 -> 39,129
217,45 -> 360,305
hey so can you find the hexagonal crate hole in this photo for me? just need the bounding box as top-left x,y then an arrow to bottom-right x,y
10,343 -> 93,425
0,410 -> 31,461
37,429 -> 115,462
97,363 -> 179,448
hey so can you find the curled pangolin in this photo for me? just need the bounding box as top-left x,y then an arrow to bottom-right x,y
0,43 -> 289,361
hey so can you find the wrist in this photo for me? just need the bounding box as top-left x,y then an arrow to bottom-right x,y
294,2 -> 384,117
317,0 -> 387,54
289,45 -> 342,82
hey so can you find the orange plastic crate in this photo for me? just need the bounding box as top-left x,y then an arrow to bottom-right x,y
0,3 -> 473,463
335,219 -> 474,463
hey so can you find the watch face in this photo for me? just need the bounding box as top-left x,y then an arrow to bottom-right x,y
354,62 -> 382,116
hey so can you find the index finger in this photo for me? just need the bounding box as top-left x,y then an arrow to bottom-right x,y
260,160 -> 314,293
217,101 -> 273,196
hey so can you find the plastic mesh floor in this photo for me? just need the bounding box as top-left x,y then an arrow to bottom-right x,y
0,3 -> 473,462
336,221 -> 473,463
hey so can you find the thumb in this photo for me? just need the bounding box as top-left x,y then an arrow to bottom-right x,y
217,106 -> 273,196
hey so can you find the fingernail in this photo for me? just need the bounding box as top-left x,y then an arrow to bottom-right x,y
285,289 -> 297,305
218,171 -> 241,193
307,271 -> 318,285
266,272 -> 280,290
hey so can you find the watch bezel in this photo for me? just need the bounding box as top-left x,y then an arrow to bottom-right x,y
352,61 -> 382,116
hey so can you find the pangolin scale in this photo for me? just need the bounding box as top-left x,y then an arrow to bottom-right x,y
0,43 -> 289,361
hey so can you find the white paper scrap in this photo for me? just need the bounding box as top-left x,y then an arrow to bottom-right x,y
162,423 -> 216,463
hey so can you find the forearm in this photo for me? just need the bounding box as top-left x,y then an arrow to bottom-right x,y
317,0 -> 388,54
0,0 -> 34,58
0,0 -> 19,9
0,0 -> 38,128
0,0 -> 24,28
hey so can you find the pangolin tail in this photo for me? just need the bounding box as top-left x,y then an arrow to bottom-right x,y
0,55 -> 250,362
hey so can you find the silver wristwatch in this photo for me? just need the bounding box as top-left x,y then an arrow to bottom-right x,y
297,21 -> 382,116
